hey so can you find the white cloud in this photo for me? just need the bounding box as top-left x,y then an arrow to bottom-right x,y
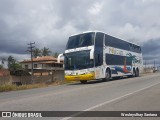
88,2 -> 104,15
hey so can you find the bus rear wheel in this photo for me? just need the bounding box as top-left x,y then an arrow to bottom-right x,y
80,80 -> 87,84
136,69 -> 139,77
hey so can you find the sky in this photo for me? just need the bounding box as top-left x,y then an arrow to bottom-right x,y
0,0 -> 160,65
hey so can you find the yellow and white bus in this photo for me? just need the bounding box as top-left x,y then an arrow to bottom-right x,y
58,31 -> 143,83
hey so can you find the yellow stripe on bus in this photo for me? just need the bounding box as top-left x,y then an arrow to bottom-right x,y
65,72 -> 95,81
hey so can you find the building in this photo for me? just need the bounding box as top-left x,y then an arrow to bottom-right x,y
21,56 -> 64,75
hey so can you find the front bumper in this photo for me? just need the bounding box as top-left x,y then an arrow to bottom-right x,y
65,72 -> 95,81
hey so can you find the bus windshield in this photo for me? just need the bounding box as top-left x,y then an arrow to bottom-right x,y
66,32 -> 95,49
65,50 -> 94,70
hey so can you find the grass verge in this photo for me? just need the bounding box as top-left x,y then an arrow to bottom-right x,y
0,80 -> 68,92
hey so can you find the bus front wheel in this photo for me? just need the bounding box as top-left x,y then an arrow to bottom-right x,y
133,69 -> 136,77
103,69 -> 111,82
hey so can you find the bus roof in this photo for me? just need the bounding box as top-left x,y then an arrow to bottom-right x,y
69,31 -> 141,47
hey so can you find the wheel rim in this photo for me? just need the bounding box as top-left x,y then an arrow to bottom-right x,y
106,72 -> 109,79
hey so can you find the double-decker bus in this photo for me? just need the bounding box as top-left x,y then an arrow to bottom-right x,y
58,31 -> 143,83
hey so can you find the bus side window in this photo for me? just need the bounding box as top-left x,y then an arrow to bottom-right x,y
98,54 -> 100,64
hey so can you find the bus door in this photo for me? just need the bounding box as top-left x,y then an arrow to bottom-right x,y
94,32 -> 104,79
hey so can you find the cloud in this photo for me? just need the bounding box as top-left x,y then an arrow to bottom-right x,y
88,2 -> 104,15
0,0 -> 160,64
142,39 -> 160,64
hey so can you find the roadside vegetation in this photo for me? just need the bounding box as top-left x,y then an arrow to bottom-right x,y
0,71 -> 158,92
0,81 -> 68,92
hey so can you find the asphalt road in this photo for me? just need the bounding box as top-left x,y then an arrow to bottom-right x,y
0,72 -> 160,120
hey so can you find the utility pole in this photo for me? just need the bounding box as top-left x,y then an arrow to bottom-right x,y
145,60 -> 146,73
27,42 -> 35,83
154,60 -> 156,72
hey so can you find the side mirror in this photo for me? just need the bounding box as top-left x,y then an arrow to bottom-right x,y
90,49 -> 94,59
57,53 -> 64,63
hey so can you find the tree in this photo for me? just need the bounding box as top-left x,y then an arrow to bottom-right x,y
53,52 -> 59,58
9,63 -> 22,71
8,56 -> 15,69
41,47 -> 51,56
0,65 -> 3,69
1,58 -> 6,64
6,56 -> 22,71
33,48 -> 42,58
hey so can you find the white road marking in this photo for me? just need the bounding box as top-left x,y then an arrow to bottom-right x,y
61,81 -> 160,120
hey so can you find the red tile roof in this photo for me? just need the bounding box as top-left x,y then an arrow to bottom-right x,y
39,61 -> 63,64
21,56 -> 63,63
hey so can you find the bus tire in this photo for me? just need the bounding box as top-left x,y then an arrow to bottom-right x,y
103,69 -> 111,81
133,68 -> 136,77
80,80 -> 87,84
136,68 -> 139,77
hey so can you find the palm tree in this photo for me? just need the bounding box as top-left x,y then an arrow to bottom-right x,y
41,47 -> 51,56
33,48 -> 42,58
